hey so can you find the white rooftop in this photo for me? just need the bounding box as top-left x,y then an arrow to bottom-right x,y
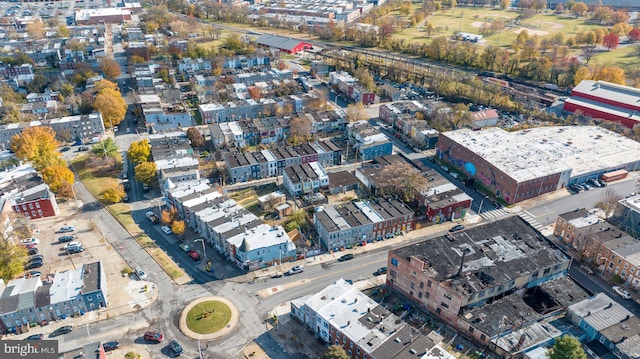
569,293 -> 634,331
227,223 -> 294,251
50,266 -> 84,303
443,126 -> 640,182
155,157 -> 199,171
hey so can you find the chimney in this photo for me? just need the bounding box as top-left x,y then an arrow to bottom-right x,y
457,248 -> 468,278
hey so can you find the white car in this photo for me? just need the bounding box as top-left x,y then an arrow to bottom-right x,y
63,241 -> 81,250
179,243 -> 190,252
161,225 -> 173,235
21,238 -> 40,245
288,265 -> 304,275
612,286 -> 632,300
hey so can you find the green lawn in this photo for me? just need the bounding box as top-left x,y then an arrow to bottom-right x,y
72,154 -> 121,203
590,45 -> 640,73
186,301 -> 232,334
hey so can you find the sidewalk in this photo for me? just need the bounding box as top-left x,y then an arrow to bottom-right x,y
235,219 -> 470,284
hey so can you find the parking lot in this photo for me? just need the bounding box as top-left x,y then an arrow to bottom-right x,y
22,201 -> 146,312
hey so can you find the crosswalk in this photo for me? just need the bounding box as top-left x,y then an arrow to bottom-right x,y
479,209 -> 546,231
518,210 -> 545,231
479,208 -> 510,220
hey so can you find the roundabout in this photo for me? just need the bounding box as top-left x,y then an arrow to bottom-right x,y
179,296 -> 239,340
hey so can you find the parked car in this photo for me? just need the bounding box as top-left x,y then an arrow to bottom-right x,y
179,243 -> 191,252
288,265 -> 304,275
580,265 -> 594,275
144,331 -> 163,343
50,325 -> 73,337
58,235 -> 75,243
25,261 -> 43,270
29,255 -> 44,262
57,226 -> 75,233
597,179 -> 607,187
28,248 -> 38,255
102,341 -> 120,352
146,211 -> 159,224
135,267 -> 147,280
338,253 -> 354,262
143,183 -> 149,192
449,225 -> 465,233
344,279 -> 353,284
27,271 -> 41,277
161,225 -> 173,235
582,183 -> 592,191
373,267 -> 387,276
21,238 -> 40,245
60,147 -> 71,152
66,246 -> 84,254
25,333 -> 43,340
188,250 -> 200,261
612,286 -> 632,300
169,340 -> 184,356
588,179 -> 602,188
573,184 -> 584,192
63,241 -> 81,250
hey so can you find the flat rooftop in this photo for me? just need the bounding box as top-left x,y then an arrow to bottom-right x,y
393,216 -> 569,296
442,126 -> 640,182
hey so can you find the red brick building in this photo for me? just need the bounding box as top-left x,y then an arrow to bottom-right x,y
255,34 -> 312,54
563,80 -> 640,128
10,184 -> 60,219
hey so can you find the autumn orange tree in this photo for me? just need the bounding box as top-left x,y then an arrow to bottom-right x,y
10,126 -> 64,171
161,207 -> 179,225
102,184 -> 125,204
171,220 -> 186,236
92,80 -> 127,129
134,161 -> 157,184
41,165 -> 75,194
99,58 -> 122,80
127,139 -> 151,164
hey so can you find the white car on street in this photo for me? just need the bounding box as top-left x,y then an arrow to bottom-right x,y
161,225 -> 173,235
612,286 -> 632,300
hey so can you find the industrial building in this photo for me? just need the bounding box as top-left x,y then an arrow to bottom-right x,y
437,126 -> 640,204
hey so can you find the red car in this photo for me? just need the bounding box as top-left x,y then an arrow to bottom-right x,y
188,250 -> 200,261
144,331 -> 163,343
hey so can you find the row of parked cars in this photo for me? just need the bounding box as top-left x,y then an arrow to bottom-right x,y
569,178 -> 607,193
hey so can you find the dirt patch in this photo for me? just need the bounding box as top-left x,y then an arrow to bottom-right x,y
471,21 -> 490,28
513,27 -> 549,36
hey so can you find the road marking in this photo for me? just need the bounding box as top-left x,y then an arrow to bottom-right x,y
256,258 -> 387,298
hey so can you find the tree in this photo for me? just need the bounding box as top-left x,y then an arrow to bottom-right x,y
550,336 -> 586,359
161,207 -> 179,225
346,102 -> 367,123
10,126 -> 64,171
322,345 -> 349,359
171,220 -> 185,236
592,65 -> 625,84
595,187 -> 621,218
41,165 -> 75,194
99,58 -> 122,80
92,137 -> 120,161
134,161 -> 157,185
0,240 -> 28,281
603,32 -> 620,50
26,20 -> 46,40
570,2 -> 588,17
500,0 -> 510,9
629,28 -> 640,42
186,127 -> 206,148
93,88 -> 127,128
378,163 -> 427,202
102,184 -> 125,204
58,24 -> 70,38
127,139 -> 151,164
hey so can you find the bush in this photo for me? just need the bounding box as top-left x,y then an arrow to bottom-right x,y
125,352 -> 140,359
612,274 -> 623,284
285,221 -> 299,232
121,267 -> 134,275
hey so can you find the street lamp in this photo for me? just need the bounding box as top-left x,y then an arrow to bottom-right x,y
195,239 -> 206,259
478,196 -> 490,215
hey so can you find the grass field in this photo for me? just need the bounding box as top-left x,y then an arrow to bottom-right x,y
72,154 -> 188,282
395,8 -> 606,48
590,45 -> 640,74
186,300 -> 232,334
229,183 -> 279,215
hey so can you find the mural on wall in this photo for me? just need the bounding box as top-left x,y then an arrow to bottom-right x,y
465,162 -> 476,176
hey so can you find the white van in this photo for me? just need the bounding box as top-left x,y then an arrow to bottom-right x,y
612,286 -> 631,300
135,268 -> 148,280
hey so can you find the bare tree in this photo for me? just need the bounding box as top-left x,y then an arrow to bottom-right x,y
596,187 -> 621,218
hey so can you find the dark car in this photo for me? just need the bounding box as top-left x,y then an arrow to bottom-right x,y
188,250 -> 201,261
50,325 -> 73,337
29,255 -> 44,262
25,333 -> 43,340
60,147 -> 71,152
169,340 -> 184,356
28,248 -> 38,255
58,235 -> 75,243
144,331 -> 163,343
102,341 -> 120,352
338,253 -> 354,262
24,261 -> 43,270
374,267 -> 387,276
449,225 -> 465,233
